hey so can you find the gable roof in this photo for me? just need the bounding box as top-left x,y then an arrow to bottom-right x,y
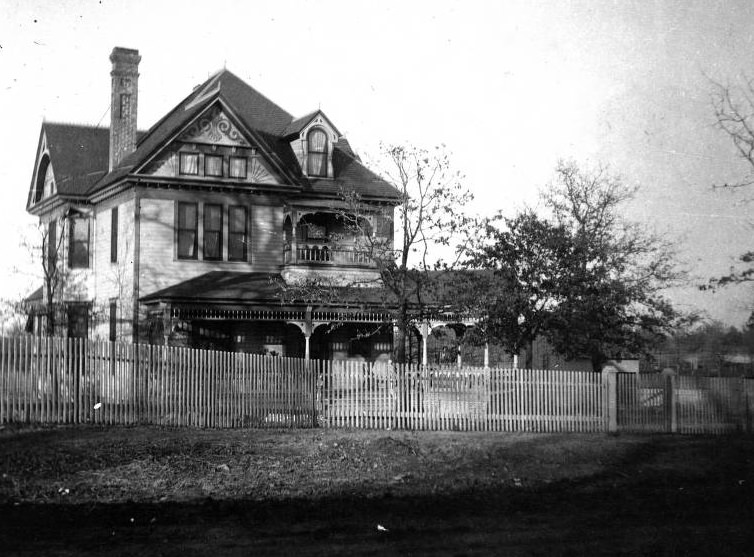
27,122 -> 146,206
31,68 -> 400,203
40,123 -> 108,196
282,109 -> 342,138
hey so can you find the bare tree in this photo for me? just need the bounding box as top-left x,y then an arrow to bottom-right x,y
707,77 -> 754,289
279,143 -> 474,363
20,219 -> 68,336
711,76 -> 754,188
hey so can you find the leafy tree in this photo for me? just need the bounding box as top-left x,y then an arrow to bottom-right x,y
469,161 -> 678,371
464,210 -> 575,368
543,161 -> 679,371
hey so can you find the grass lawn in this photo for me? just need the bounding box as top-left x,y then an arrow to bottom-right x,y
1,425 -> 753,555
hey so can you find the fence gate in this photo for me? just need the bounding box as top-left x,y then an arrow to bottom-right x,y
616,372 -> 754,434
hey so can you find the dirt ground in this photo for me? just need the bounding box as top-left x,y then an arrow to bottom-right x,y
1,425 -> 753,555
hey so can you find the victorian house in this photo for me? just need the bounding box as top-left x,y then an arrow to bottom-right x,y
26,47 -> 401,362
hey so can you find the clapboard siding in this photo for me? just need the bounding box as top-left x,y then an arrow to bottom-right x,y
92,197 -> 136,340
138,194 -> 283,297
94,197 -> 135,302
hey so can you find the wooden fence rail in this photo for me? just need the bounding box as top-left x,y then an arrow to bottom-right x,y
1,336 -> 752,434
0,336 -> 319,428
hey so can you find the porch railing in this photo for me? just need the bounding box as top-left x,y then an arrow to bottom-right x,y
283,243 -> 374,266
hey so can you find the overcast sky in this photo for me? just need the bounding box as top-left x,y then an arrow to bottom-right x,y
1,0 -> 753,326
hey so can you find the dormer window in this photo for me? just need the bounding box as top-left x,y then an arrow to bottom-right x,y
307,128 -> 328,177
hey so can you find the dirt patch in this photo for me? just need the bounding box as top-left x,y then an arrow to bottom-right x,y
1,425 -> 753,555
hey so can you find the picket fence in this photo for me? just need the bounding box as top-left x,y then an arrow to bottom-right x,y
1,336 -> 752,434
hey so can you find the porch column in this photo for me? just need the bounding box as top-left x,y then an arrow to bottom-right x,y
513,354 -> 519,369
291,209 -> 298,263
421,322 -> 429,366
457,347 -> 462,368
304,305 -> 312,361
484,342 -> 490,369
161,304 -> 172,346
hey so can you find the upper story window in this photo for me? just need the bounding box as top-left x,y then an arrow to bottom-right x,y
34,155 -> 53,203
205,154 -> 223,177
176,202 -> 198,259
68,217 -> 90,269
179,152 -> 199,175
110,207 -> 118,263
203,204 -> 223,260
229,156 -> 247,179
307,128 -> 328,177
228,206 -> 248,261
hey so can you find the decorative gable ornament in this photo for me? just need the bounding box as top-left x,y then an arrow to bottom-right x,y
180,105 -> 250,147
299,114 -> 339,143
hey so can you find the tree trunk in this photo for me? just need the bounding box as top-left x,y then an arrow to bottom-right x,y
393,302 -> 410,364
591,352 -> 607,373
525,338 -> 534,369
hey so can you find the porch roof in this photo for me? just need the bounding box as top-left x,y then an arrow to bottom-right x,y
139,271 -> 395,308
139,270 -> 478,323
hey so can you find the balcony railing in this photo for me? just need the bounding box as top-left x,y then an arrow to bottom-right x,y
283,243 -> 374,266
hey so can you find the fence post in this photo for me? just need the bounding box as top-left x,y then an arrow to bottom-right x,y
603,370 -> 618,433
665,374 -> 677,433
741,377 -> 751,435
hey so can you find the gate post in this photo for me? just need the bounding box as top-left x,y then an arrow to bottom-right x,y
664,374 -> 677,433
603,370 -> 618,434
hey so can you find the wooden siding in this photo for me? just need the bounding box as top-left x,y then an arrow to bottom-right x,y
92,197 -> 135,340
138,195 -> 283,297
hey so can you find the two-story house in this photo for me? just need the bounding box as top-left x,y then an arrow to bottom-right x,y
25,47 -> 401,362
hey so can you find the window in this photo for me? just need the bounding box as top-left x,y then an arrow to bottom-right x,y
110,207 -> 118,263
229,156 -> 247,179
205,154 -> 223,177
119,94 -> 131,119
47,220 -> 57,271
179,152 -> 199,175
67,304 -> 89,339
307,128 -> 328,177
68,218 -> 90,269
203,204 -> 223,260
43,163 -> 55,198
177,202 -> 198,259
228,206 -> 248,261
109,300 -> 117,342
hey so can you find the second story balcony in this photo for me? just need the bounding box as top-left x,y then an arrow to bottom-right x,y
283,242 -> 374,266
282,208 -> 392,269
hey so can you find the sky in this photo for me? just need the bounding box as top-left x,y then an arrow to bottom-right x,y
1,0 -> 753,327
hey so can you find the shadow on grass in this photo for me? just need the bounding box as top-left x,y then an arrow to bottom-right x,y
2,460 -> 752,556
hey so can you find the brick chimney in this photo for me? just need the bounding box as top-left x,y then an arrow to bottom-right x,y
109,47 -> 141,172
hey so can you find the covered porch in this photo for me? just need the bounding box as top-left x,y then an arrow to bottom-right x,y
140,272 -> 394,362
